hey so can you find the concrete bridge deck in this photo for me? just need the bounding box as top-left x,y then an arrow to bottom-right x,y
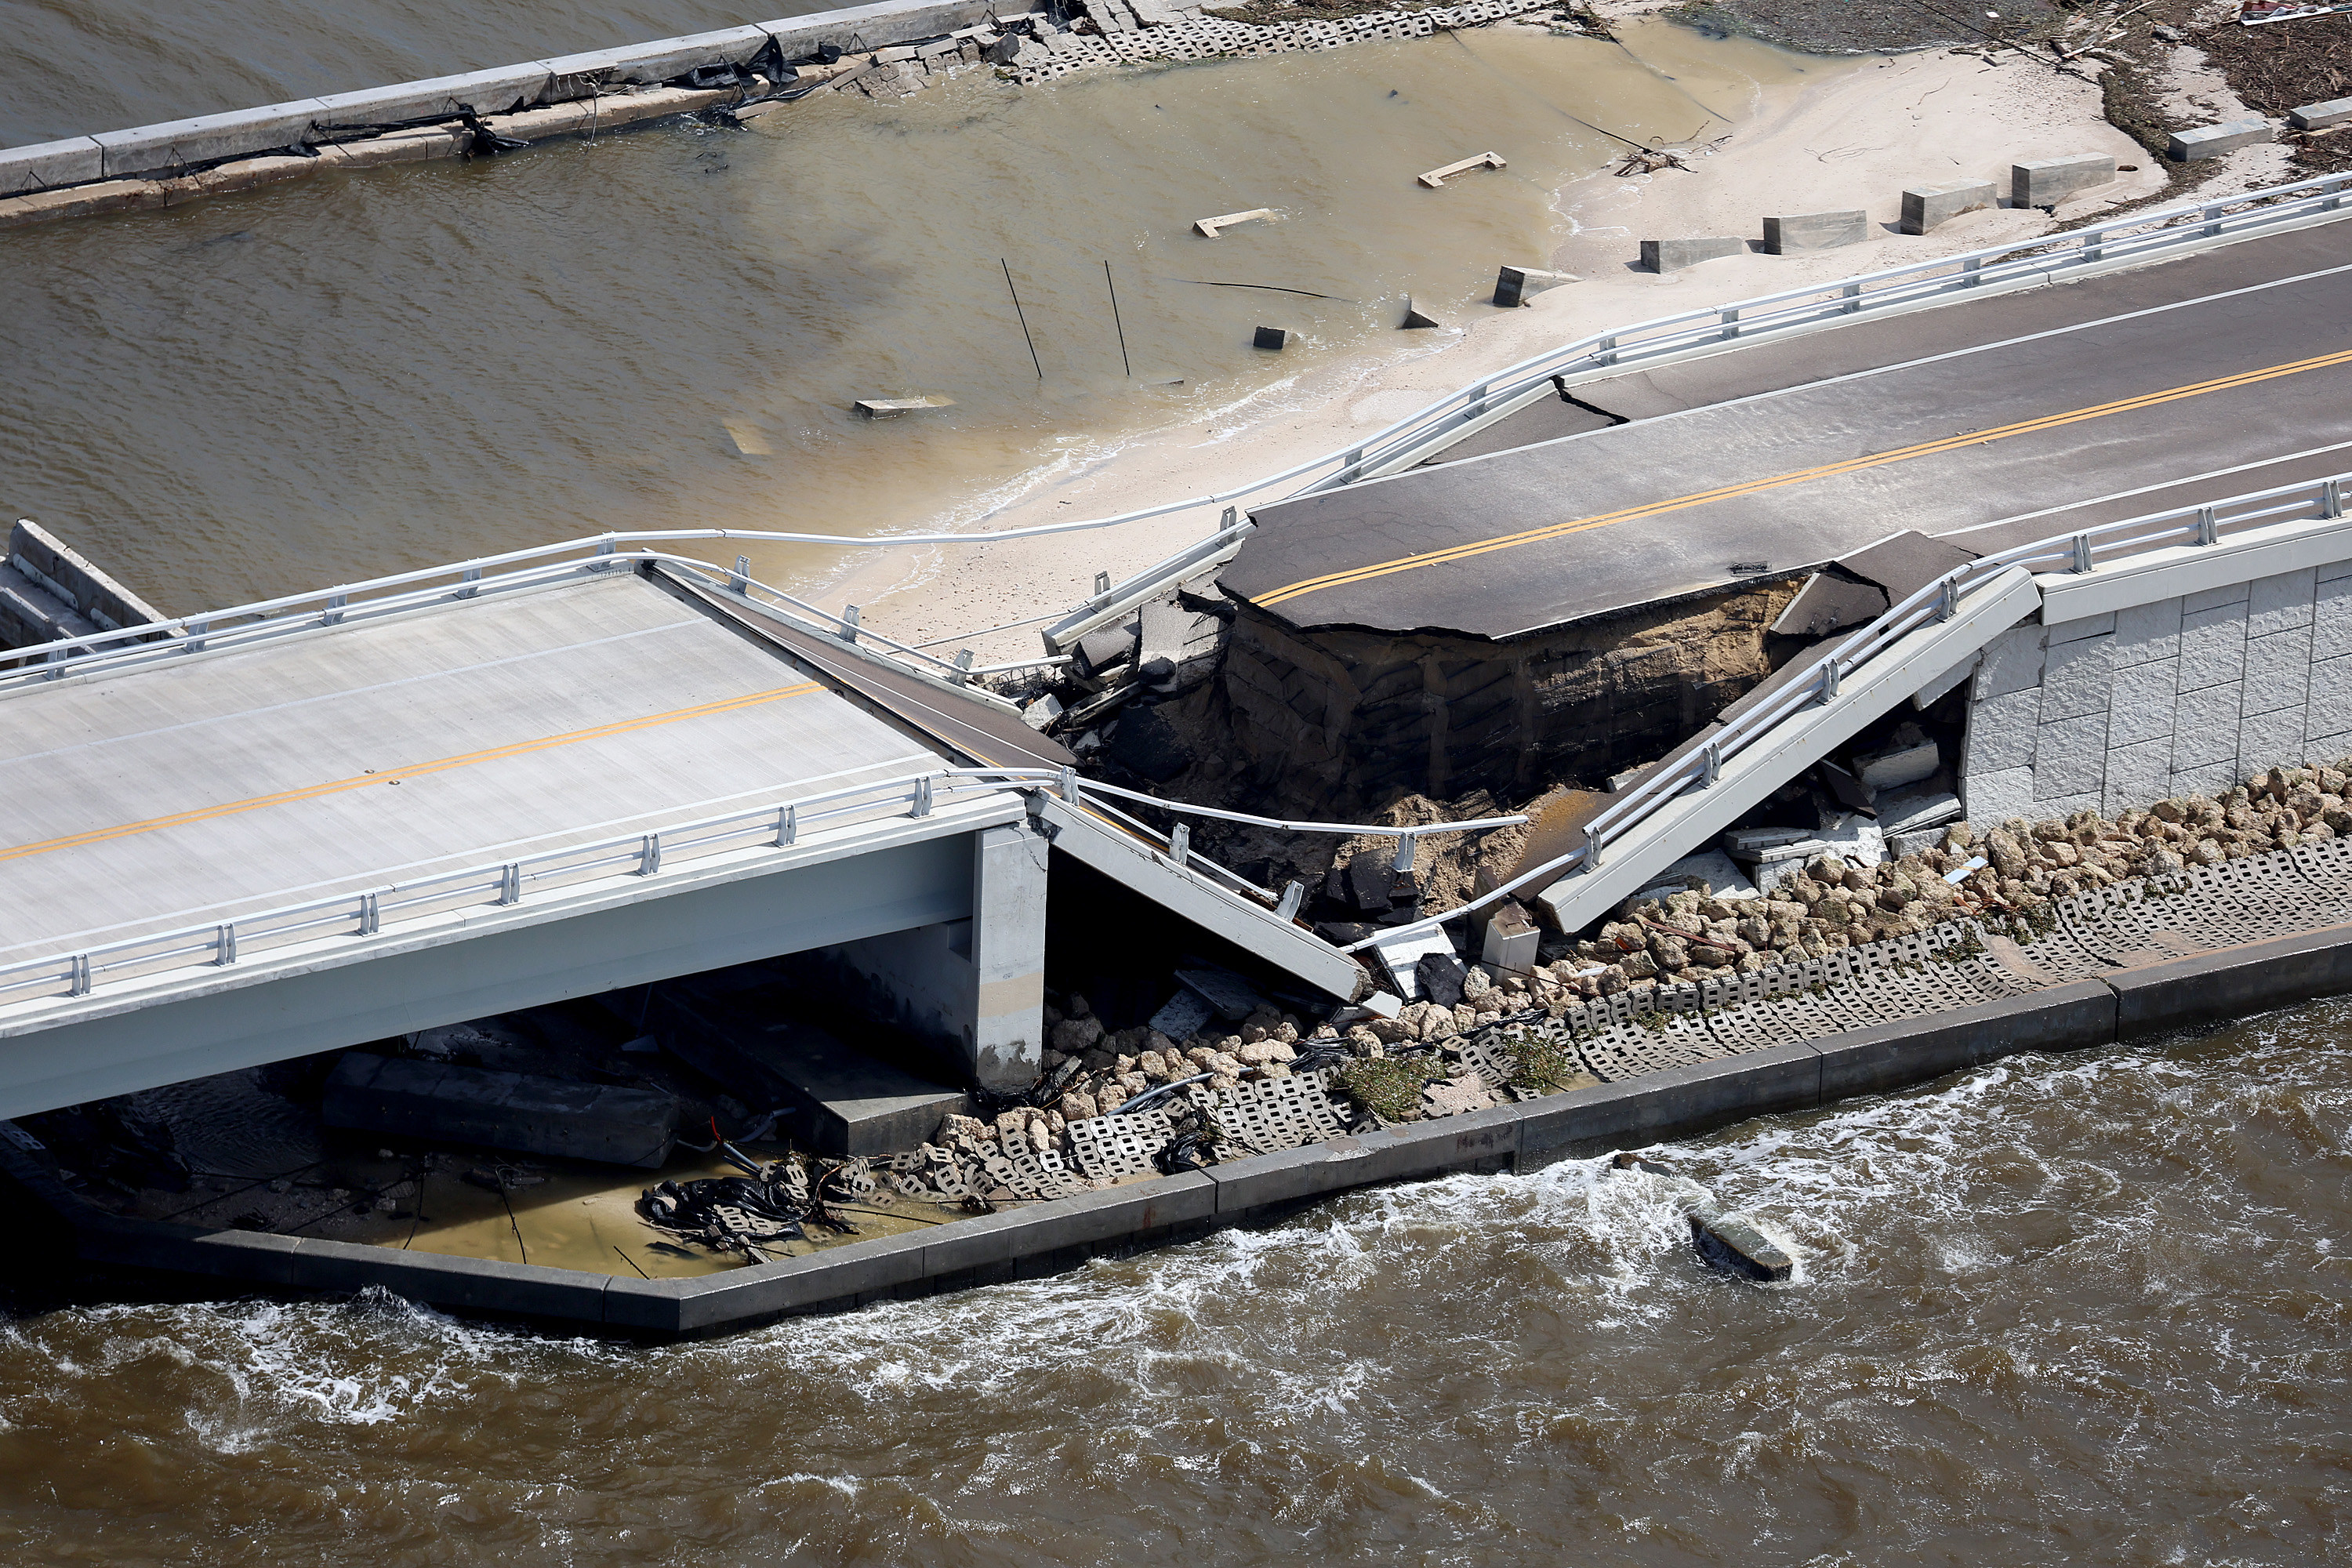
1224,218 -> 2352,638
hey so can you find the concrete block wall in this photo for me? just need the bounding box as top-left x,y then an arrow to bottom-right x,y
1960,560 -> 2352,822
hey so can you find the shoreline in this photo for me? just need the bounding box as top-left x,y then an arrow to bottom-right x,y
826,23 -> 2164,664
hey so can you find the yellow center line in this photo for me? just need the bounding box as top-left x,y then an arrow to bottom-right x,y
1258,346 -> 2352,608
0,679 -> 826,866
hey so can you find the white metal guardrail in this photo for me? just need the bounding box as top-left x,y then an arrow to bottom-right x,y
7,172 -> 2343,689
1345,467 -> 2352,953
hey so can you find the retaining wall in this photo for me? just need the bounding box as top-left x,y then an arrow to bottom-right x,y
11,921 -> 2349,1338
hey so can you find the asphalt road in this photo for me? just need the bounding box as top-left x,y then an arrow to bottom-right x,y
1227,218 -> 2352,638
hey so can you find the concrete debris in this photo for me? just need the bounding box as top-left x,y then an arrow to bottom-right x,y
1639,236 -> 1744,273
1021,691 -> 1065,731
1414,950 -> 1468,1007
1252,325 -> 1290,350
1176,964 -> 1267,1022
855,395 -> 956,417
1899,178 -> 1995,234
1417,151 -> 1506,187
1492,264 -> 1576,307
1399,296 -> 1443,329
1194,208 -> 1277,238
1610,1152 -> 1794,1283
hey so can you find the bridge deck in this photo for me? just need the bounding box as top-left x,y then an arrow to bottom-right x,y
0,568 -> 949,964
1226,218 -> 2352,637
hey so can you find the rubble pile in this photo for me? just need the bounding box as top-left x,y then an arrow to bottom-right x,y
1575,760 -> 2352,995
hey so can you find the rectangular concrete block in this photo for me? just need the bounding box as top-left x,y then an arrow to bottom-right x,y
2105,658 -> 2182,748
2027,789 -> 2103,822
2245,624 -> 2314,703
2317,580 -> 2352,659
1964,687 -> 2042,774
322,1052 -> 678,1168
2307,654 -> 2352,743
2177,601 -> 2249,690
1639,236 -> 1744,273
2169,118 -> 2272,162
1515,1043 -> 1821,1166
566,24 -> 775,87
2032,710 -> 2111,798
2247,568 -> 2317,637
2291,96 -> 2352,131
1811,982 -> 2114,1099
1493,265 -> 1576,307
2011,153 -> 2116,208
923,1172 -> 1216,1271
2101,737 -> 2172,816
2169,757 -> 2242,801
0,136 -> 103,197
2182,579 -> 2252,615
2038,633 -> 2115,722
2172,681 -> 2245,769
2238,702 -> 2310,776
313,66 -> 554,129
2046,612 -> 2115,646
2107,925 -> 2352,1040
94,99 -> 334,179
1762,210 -> 1867,254
1973,623 -> 2046,700
1899,179 -> 1995,234
2112,597 -> 2183,660
1963,764 -> 2034,825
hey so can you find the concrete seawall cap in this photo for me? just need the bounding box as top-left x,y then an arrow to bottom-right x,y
313,67 -> 557,132
0,136 -> 104,198
94,100 -> 334,180
543,24 -> 774,89
757,0 -> 1001,58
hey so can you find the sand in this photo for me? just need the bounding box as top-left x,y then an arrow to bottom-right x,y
821,21 -> 2161,670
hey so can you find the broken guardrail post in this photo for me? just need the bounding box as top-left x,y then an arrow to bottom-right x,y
775,803 -> 797,847
1060,764 -> 1080,805
1392,828 -> 1418,873
838,604 -> 860,643
950,648 -> 975,685
1275,880 -> 1305,920
1167,822 -> 1189,866
730,554 -> 750,593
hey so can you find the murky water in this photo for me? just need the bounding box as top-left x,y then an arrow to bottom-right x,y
0,20 -> 1822,615
2,1000 -> 2345,1563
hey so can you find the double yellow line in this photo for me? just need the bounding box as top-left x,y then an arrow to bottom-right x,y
1257,345 -> 2352,608
0,680 -> 826,866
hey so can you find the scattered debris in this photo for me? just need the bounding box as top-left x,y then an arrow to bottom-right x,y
1417,150 -> 1507,187
855,395 -> 956,418
1192,207 -> 1278,238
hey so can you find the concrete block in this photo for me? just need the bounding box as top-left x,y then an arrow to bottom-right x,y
1253,325 -> 1290,350
1481,899 -> 1541,973
1192,207 -> 1275,238
1876,786 -> 1962,840
2245,624 -> 2314,702
1962,764 -> 2034,825
2290,96 -> 2352,131
1973,623 -> 2046,700
580,24 -> 775,86
2108,925 -> 2352,1040
95,100 -> 334,179
2172,681 -> 2245,769
1639,236 -> 1744,273
2176,601 -> 2249,690
1899,179 -> 1996,234
2169,118 -> 2272,162
920,1172 -> 1216,1272
601,1274 -> 693,1332
2101,737 -> 2172,816
2317,579 -> 2352,659
1515,1044 -> 1821,1167
0,136 -> 103,197
314,66 -> 555,129
1856,738 -> 1938,793
2028,789 -> 2103,822
2105,658 -> 2180,749
2112,597 -> 2183,660
2305,655 -> 2352,740
2238,702 -> 2309,776
2182,579 -> 2252,615
322,1052 -> 678,1167
2011,153 -> 2116,208
2032,710 -> 2110,797
1962,687 -> 2041,774
2247,568 -> 2317,637
2169,757 -> 2242,800
1400,296 -> 1442,329
2039,632 -> 2115,722
1810,981 -> 2114,1099
2046,612 -> 2115,646
1492,265 -> 1576,307
1417,150 -> 1504,187
1762,210 -> 1867,254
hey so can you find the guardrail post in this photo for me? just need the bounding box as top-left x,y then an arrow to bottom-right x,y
838,605 -> 860,644
358,892 -> 379,937
1936,576 -> 1959,622
775,804 -> 797,847
214,924 -> 237,966
1840,281 -> 1862,314
592,538 -> 619,572
1275,880 -> 1305,920
911,776 -> 935,818
185,619 -> 208,655
1719,305 -> 1741,340
69,954 -> 92,996
1467,382 -> 1490,419
1391,829 -> 1417,873
1698,739 -> 1721,787
950,649 -> 975,686
499,863 -> 521,905
731,555 -> 750,593
2196,506 -> 2220,546
2071,533 -> 2094,573
2203,201 -> 2223,238
2324,481 -> 2344,521
323,591 -> 348,626
1342,446 -> 1364,481
638,833 -> 662,875
457,566 -> 481,600
1584,825 -> 1603,869
1059,765 -> 1080,806
1819,657 -> 1841,703
1962,257 -> 1984,289
1167,822 -> 1189,866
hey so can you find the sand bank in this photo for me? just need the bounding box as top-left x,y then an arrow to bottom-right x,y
826,24 -> 2158,665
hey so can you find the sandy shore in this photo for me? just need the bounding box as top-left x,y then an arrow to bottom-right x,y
826,22 -> 2160,668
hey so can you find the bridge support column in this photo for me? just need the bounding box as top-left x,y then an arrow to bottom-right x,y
823,820 -> 1048,1093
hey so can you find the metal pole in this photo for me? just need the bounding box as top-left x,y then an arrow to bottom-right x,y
1003,258 -> 1044,380
1104,260 -> 1131,378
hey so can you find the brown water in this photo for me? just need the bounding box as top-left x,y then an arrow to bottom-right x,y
2,1002 -> 2345,1563
0,20 -> 1824,616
